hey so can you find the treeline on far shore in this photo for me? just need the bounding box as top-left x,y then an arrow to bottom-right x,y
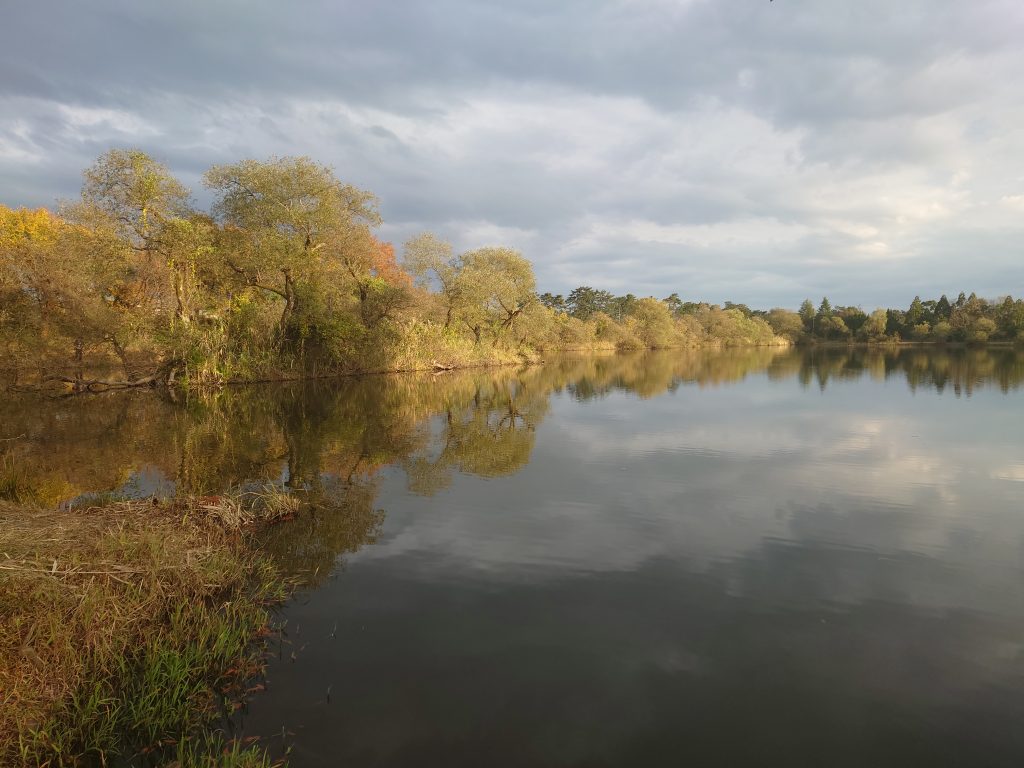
0,149 -> 788,390
540,289 -> 1024,346
2,149 -> 1019,392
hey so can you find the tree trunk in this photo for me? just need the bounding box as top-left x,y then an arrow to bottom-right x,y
278,269 -> 298,338
358,283 -> 371,327
173,266 -> 190,325
73,338 -> 84,390
106,335 -> 134,381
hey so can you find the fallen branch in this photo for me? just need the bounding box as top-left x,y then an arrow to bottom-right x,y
34,360 -> 184,393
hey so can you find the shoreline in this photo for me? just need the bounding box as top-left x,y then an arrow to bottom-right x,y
3,341 -> 799,395
796,339 -> 1021,349
5,339 -> 1022,395
0,494 -> 298,767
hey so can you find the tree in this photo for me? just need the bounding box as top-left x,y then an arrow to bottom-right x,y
766,308 -> 804,341
837,306 -> 868,335
567,286 -> 614,320
0,204 -> 135,378
75,148 -> 195,323
342,235 -> 413,326
816,296 -> 833,319
402,232 -> 461,328
663,293 -> 683,316
886,309 -> 905,338
910,322 -> 931,340
996,296 -> 1024,340
459,247 -> 537,345
79,148 -> 191,257
931,320 -> 952,341
969,317 -> 997,343
799,299 -> 815,332
539,293 -> 567,313
627,297 -> 676,347
859,308 -> 889,341
609,293 -> 638,323
723,301 -> 753,318
905,295 -> 924,329
204,156 -> 379,341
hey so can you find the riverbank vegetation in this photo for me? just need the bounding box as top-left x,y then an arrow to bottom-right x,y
539,287 -> 1024,348
0,493 -> 300,767
0,150 -> 787,391
5,149 -> 1020,390
754,294 -> 1024,345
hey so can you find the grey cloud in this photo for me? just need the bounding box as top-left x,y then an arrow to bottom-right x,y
2,0 -> 1023,306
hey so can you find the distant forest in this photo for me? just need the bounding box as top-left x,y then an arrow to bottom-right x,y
1,149 -> 1020,390
539,289 -> 1024,345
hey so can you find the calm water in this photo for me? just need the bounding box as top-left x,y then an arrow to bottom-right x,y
4,348 -> 1024,766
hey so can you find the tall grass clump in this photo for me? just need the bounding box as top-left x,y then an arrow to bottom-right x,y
0,495 -> 294,767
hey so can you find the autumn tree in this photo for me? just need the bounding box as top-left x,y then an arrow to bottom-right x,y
73,149 -> 196,324
204,156 -> 379,342
0,205 -> 138,379
338,234 -> 413,326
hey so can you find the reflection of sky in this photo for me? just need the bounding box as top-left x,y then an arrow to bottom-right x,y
239,362 -> 1024,766
359,372 -> 1023,614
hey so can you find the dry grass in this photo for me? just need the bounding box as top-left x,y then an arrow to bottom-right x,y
197,486 -> 302,530
0,494 -> 295,767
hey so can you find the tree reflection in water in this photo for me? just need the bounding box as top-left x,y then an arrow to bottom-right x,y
2,346 -> 1022,580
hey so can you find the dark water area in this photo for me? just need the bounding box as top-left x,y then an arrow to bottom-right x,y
4,347 -> 1024,766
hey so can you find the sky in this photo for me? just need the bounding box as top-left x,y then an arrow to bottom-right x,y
1,0 -> 1022,309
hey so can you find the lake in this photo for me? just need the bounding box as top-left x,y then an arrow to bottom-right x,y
4,347 -> 1024,766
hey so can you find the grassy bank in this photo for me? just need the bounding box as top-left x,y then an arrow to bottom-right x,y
0,493 -> 298,767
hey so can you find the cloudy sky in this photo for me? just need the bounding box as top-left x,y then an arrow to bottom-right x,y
2,0 -> 1022,308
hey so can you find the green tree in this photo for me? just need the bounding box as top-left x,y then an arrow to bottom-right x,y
818,315 -> 850,340
816,296 -> 833,319
798,298 -> 815,334
766,308 -> 804,341
609,293 -> 638,323
663,293 -> 683,316
567,286 -> 614,320
859,308 -> 889,341
459,247 -> 537,345
626,297 -> 676,347
78,148 -> 191,257
539,293 -> 567,313
204,156 -> 379,341
905,295 -> 925,329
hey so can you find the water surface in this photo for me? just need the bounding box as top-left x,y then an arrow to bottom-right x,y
4,348 -> 1024,766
